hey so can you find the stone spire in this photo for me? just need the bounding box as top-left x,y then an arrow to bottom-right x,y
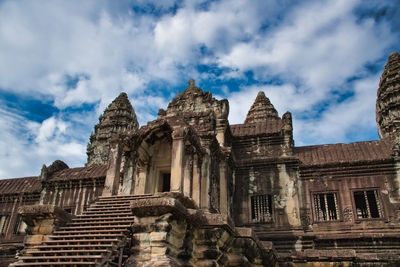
87,92 -> 139,166
376,52 -> 400,139
244,91 -> 279,124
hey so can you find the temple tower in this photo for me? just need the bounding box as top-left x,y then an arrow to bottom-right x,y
245,91 -> 280,124
87,92 -> 139,166
376,52 -> 400,139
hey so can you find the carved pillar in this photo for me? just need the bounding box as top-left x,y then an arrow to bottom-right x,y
103,136 -> 123,196
183,150 -> 193,198
216,119 -> 227,146
134,161 -> 148,195
171,128 -> 186,193
121,158 -> 135,195
200,152 -> 210,210
277,163 -> 301,226
192,155 -> 201,207
219,159 -> 228,215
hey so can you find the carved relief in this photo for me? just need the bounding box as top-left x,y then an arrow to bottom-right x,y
343,206 -> 353,223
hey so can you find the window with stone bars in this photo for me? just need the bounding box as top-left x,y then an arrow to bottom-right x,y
353,190 -> 382,219
251,194 -> 273,222
0,215 -> 10,235
313,193 -> 339,221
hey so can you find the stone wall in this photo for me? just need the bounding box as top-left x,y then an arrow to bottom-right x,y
128,193 -> 272,267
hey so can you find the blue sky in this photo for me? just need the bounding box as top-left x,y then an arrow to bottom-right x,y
0,0 -> 399,179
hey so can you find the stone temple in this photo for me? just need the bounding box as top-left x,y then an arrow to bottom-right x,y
1,53 -> 400,266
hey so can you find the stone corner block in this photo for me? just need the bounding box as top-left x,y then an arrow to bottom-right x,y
18,204 -> 72,229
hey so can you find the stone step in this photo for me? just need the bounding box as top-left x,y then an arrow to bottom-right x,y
14,195 -> 139,266
72,216 -> 136,222
97,194 -> 152,200
59,224 -> 131,230
34,244 -> 115,250
28,249 -> 110,256
86,205 -> 131,210
54,229 -> 129,235
90,204 -> 131,208
10,262 -> 98,266
83,210 -> 132,215
74,212 -> 132,218
64,221 -> 132,227
43,239 -> 121,245
49,234 -> 124,240
18,255 -> 104,262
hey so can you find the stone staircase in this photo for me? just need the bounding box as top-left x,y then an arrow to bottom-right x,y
10,195 -> 147,267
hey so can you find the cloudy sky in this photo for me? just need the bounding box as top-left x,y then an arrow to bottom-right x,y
0,0 -> 399,179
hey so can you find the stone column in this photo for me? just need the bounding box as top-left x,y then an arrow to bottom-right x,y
134,163 -> 148,195
171,128 -> 186,193
278,163 -> 301,226
121,160 -> 134,195
103,136 -> 122,196
192,155 -> 201,207
200,153 -> 210,210
216,119 -> 227,146
183,152 -> 193,198
219,159 -> 228,215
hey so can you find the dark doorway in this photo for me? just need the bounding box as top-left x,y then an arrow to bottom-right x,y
162,173 -> 171,192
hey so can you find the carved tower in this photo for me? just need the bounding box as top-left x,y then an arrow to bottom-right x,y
245,91 -> 280,124
86,92 -> 139,166
376,52 -> 400,139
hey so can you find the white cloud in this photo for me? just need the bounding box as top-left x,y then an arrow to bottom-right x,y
0,108 -> 86,178
218,0 -> 393,95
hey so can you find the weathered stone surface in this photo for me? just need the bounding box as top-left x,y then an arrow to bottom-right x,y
4,54 -> 400,266
87,92 -> 139,166
377,52 -> 400,139
18,205 -> 72,234
16,204 -> 72,258
245,91 -> 279,124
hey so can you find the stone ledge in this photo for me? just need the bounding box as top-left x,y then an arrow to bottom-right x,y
18,205 -> 72,227
282,249 -> 357,262
130,194 -> 205,226
203,213 -> 235,232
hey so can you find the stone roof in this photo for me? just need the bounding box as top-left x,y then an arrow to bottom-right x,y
0,176 -> 41,195
244,91 -> 280,124
294,139 -> 393,166
48,164 -> 107,181
230,121 -> 282,137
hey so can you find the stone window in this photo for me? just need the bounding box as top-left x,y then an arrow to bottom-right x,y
251,194 -> 273,222
0,215 -> 10,235
313,193 -> 339,221
353,190 -> 382,219
13,216 -> 27,235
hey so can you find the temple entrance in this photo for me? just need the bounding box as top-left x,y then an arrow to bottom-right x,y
136,134 -> 172,195
161,173 -> 171,192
